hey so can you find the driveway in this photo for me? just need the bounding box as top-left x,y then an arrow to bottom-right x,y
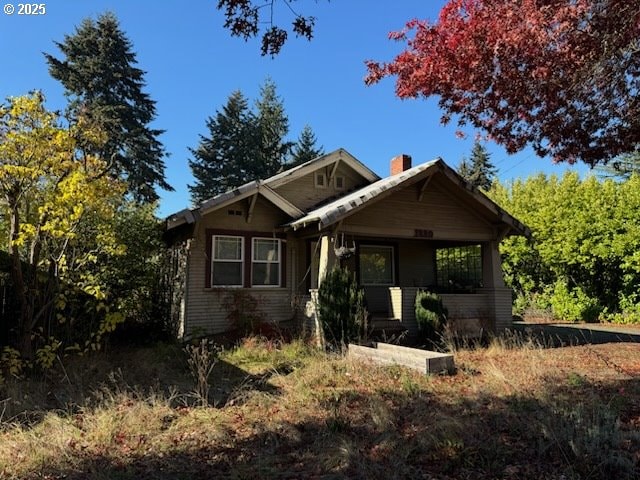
512,321 -> 640,345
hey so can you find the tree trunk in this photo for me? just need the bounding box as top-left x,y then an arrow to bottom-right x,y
7,197 -> 33,359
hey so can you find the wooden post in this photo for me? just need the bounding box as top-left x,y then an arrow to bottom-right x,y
317,233 -> 337,286
482,241 -> 505,288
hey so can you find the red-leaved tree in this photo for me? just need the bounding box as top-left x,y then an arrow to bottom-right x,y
365,0 -> 640,166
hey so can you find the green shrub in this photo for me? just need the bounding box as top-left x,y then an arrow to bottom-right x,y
606,292 -> 640,324
550,281 -> 602,322
317,266 -> 367,347
414,290 -> 448,346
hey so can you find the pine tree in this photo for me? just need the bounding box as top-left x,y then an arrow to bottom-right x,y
458,142 -> 496,190
457,157 -> 473,183
254,77 -> 292,176
290,124 -> 324,167
189,78 -> 299,203
188,91 -> 256,204
45,12 -> 171,202
597,151 -> 640,180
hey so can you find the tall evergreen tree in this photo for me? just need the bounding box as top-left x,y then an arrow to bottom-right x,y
188,91 -> 255,204
255,77 -> 292,176
189,78 -> 299,203
290,124 -> 324,167
457,141 -> 496,190
45,12 -> 171,202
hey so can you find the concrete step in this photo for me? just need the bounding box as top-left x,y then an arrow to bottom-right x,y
371,318 -> 405,329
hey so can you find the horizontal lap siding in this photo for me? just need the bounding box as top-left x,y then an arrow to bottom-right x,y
484,287 -> 514,332
440,293 -> 492,319
395,287 -> 495,335
184,198 -> 295,337
343,177 -> 495,241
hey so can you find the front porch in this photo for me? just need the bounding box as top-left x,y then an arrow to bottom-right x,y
306,286 -> 513,341
300,230 -> 513,340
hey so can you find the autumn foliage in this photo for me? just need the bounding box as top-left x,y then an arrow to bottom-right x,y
366,0 -> 640,166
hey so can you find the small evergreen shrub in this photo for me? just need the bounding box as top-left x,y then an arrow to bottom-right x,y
415,290 -> 448,346
317,266 -> 367,347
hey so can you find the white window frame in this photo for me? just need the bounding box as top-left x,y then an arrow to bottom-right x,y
334,175 -> 346,190
359,244 -> 395,286
251,237 -> 282,287
314,171 -> 327,189
211,235 -> 244,287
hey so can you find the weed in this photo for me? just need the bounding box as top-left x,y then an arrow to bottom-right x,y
185,338 -> 220,407
566,372 -> 586,387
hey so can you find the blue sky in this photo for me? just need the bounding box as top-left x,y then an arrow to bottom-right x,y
0,0 -> 588,217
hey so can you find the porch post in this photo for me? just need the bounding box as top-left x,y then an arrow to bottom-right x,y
317,233 -> 337,286
482,241 -> 505,288
482,241 -> 513,332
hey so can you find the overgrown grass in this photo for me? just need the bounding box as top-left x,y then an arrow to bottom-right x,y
0,334 -> 639,479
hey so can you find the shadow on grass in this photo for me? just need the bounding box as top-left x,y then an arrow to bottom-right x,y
23,374 -> 640,480
0,343 -> 284,426
512,322 -> 640,347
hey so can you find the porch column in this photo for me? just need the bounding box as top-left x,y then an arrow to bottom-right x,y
482,241 -> 505,288
481,241 -> 513,332
317,233 -> 337,286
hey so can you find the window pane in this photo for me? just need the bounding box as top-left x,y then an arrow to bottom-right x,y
253,239 -> 279,261
435,245 -> 482,291
252,263 -> 280,286
360,246 -> 394,285
212,261 -> 242,286
214,237 -> 242,260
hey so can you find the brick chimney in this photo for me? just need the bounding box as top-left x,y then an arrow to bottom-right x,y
390,154 -> 412,176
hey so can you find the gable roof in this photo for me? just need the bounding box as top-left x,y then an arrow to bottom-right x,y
165,148 -> 378,231
166,181 -> 305,230
266,148 -> 380,188
166,148 -> 530,238
285,158 -> 531,237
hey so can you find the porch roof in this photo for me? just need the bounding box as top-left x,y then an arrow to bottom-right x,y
284,158 -> 531,237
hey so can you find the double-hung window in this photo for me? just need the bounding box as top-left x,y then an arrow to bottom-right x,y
211,235 -> 244,287
252,238 -> 281,286
359,245 -> 395,285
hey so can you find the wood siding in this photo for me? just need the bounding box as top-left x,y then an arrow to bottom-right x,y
342,176 -> 496,241
273,163 -> 372,212
481,287 -> 514,332
382,287 -> 512,336
184,197 -> 296,337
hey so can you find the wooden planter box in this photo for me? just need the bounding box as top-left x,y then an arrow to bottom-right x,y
348,342 -> 455,375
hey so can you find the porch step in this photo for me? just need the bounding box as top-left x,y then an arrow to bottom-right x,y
349,342 -> 455,375
370,317 -> 408,336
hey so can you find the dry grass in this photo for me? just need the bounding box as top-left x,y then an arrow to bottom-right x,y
0,335 -> 639,479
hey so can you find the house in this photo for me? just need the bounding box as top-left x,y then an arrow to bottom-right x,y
164,148 -> 530,340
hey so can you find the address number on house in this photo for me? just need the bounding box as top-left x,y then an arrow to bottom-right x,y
414,229 -> 434,238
